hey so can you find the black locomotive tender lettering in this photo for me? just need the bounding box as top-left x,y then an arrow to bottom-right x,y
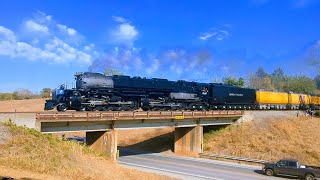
229,93 -> 243,97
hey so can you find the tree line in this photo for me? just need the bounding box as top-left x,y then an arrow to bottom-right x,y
0,88 -> 52,101
223,67 -> 318,94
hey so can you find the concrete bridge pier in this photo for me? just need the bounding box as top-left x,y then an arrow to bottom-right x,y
86,130 -> 118,161
174,125 -> 203,157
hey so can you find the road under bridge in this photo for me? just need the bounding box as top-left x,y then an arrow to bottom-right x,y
0,110 -> 243,160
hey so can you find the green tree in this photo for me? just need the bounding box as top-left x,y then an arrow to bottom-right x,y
40,88 -> 52,98
283,75 -> 316,94
314,74 -> 320,89
104,69 -> 124,76
255,67 -> 269,78
271,67 -> 287,91
13,89 -> 34,99
223,76 -> 245,87
248,74 -> 274,90
0,93 -> 15,100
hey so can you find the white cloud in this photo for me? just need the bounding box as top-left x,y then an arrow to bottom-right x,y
305,40 -> 320,68
0,26 -> 16,42
84,43 -> 95,51
0,28 -> 92,64
35,11 -> 52,23
44,37 -> 92,64
112,16 -> 127,23
221,66 -> 230,73
169,64 -> 184,75
111,23 -> 138,46
199,28 -> 230,41
199,32 -> 217,40
57,24 -> 77,36
22,11 -> 84,45
89,46 -> 146,74
0,11 -> 97,65
89,46 -> 217,82
109,16 -> 139,47
0,40 -> 15,57
24,20 -> 49,33
146,59 -> 160,75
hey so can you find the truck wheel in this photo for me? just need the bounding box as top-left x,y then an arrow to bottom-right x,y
265,169 -> 274,176
305,174 -> 315,180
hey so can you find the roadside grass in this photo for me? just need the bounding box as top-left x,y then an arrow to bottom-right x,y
203,116 -> 320,166
203,127 -> 226,144
0,122 -> 173,179
0,122 -> 101,178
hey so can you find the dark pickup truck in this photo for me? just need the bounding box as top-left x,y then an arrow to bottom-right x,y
263,159 -> 320,180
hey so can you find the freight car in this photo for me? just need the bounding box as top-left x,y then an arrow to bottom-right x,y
256,91 -> 289,109
255,91 -> 318,110
44,72 -> 256,111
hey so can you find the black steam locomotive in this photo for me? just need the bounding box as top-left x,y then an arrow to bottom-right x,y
44,72 -> 256,111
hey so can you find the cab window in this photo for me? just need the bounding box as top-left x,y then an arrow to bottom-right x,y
288,161 -> 297,167
277,160 -> 288,167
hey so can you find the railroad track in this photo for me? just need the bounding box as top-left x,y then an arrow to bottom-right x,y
35,110 -> 244,120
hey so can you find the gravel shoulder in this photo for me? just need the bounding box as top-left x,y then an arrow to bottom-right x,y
0,124 -> 11,144
236,110 -> 303,124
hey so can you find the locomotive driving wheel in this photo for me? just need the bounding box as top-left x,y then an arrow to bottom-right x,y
57,104 -> 67,112
129,101 -> 138,110
78,106 -> 86,112
86,106 -> 95,111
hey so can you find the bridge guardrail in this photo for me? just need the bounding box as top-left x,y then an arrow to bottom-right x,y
36,110 -> 244,120
200,153 -> 270,164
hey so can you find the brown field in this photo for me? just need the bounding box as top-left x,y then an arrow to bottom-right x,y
0,98 -> 47,112
204,114 -> 320,166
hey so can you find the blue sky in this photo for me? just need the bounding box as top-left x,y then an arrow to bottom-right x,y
0,0 -> 319,92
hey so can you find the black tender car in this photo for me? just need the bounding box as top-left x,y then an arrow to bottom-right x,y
209,84 -> 256,109
263,159 -> 320,180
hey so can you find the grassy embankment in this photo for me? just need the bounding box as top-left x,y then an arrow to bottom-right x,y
0,122 -> 173,180
203,115 -> 320,166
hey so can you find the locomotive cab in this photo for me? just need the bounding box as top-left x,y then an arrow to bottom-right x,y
44,85 -> 67,111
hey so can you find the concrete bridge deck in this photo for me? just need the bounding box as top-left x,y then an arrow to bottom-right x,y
35,110 -> 243,132
0,110 -> 243,160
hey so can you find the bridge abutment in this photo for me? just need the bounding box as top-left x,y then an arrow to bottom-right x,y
86,130 -> 118,161
174,125 -> 203,157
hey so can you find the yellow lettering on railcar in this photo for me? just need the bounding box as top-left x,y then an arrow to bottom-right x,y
175,116 -> 185,119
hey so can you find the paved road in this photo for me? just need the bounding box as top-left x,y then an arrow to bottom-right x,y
118,149 -> 292,180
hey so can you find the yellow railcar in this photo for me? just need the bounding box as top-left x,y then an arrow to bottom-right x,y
288,93 -> 312,109
316,96 -> 320,105
311,95 -> 317,105
256,91 -> 289,104
306,95 -> 312,105
289,93 -> 310,105
310,95 -> 320,106
256,91 -> 288,109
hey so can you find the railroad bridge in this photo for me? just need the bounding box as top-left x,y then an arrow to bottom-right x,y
0,110 -> 243,160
